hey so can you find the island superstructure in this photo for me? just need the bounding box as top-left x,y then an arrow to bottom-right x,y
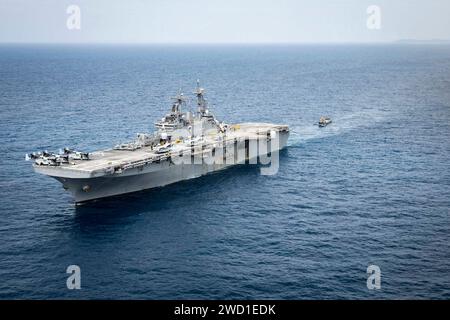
27,82 -> 289,203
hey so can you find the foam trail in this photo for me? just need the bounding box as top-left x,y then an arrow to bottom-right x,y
287,109 -> 388,147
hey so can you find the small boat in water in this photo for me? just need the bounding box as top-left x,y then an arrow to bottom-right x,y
318,116 -> 332,127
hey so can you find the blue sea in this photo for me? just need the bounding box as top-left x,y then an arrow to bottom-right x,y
0,44 -> 449,299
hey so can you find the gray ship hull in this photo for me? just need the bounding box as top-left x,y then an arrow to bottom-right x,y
56,162 -> 231,203
50,131 -> 289,203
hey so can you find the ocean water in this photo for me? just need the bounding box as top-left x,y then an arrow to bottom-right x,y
0,44 -> 449,299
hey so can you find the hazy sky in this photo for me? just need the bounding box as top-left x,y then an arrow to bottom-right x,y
1,0 -> 449,43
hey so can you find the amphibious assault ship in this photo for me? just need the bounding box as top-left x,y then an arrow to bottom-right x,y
27,82 -> 289,203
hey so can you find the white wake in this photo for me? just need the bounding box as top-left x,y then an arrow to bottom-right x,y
287,109 -> 388,147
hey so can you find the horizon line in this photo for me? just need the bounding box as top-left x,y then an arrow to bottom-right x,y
1,40 -> 450,46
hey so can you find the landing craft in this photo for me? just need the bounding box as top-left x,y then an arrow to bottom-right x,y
318,116 -> 332,127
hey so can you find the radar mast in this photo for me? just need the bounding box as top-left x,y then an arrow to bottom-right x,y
194,79 -> 208,115
171,90 -> 186,113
